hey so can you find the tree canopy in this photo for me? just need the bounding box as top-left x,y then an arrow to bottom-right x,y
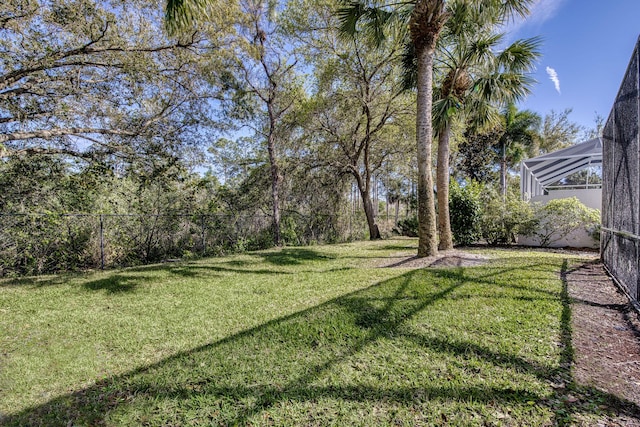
0,0 -> 226,170
3,0 -> 603,274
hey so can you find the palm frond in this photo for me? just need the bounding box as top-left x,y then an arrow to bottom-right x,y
466,99 -> 500,131
400,40 -> 417,90
433,94 -> 461,133
473,72 -> 536,105
366,7 -> 394,45
499,0 -> 534,23
165,0 -> 209,35
497,36 -> 542,72
337,1 -> 367,37
337,0 -> 405,47
464,32 -> 502,66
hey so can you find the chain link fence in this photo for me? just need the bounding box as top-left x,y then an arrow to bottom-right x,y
0,210 -> 404,276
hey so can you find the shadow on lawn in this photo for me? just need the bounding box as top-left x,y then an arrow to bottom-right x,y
83,273 -> 151,293
256,247 -> 335,266
3,260 -> 640,426
2,248 -> 341,293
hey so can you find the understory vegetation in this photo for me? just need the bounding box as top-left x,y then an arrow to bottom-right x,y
1,0 -> 604,276
0,239 -> 627,426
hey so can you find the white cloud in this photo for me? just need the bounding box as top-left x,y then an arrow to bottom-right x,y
546,66 -> 561,94
503,0 -> 567,36
527,0 -> 565,24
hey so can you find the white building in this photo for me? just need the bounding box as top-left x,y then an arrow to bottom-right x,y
519,137 -> 602,248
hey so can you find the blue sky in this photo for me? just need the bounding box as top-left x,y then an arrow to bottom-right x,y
507,0 -> 640,134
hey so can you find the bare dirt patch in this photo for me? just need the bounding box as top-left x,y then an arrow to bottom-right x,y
566,260 -> 640,424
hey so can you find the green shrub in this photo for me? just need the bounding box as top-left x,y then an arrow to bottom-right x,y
449,181 -> 482,246
280,215 -> 300,245
527,197 -> 600,247
395,216 -> 418,237
480,190 -> 535,245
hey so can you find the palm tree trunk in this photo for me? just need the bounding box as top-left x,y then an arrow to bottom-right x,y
415,43 -> 438,257
437,122 -> 453,250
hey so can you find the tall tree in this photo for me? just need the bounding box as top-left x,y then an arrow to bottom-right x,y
431,2 -> 540,249
1,0 -> 221,168
287,0 -> 414,240
338,0 -> 447,256
167,0 -> 301,246
338,0 -> 533,256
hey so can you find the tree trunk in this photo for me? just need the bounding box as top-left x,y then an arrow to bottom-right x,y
355,174 -> 381,240
415,43 -> 438,257
500,140 -> 507,199
266,128 -> 282,246
394,199 -> 400,225
437,122 -> 453,250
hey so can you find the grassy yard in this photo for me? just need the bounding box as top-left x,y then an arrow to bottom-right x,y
0,238 -> 617,425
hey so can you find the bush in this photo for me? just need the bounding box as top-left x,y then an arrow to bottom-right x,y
395,216 -> 418,237
449,181 -> 482,246
527,197 -> 600,247
480,190 -> 535,245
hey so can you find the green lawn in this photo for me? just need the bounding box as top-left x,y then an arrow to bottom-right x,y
0,239 -> 624,425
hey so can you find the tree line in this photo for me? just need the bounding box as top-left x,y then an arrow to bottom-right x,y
0,0 -> 601,274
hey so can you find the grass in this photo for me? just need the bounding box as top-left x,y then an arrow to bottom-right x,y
0,238 -> 632,425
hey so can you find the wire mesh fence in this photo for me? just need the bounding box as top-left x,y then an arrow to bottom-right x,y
0,211 -> 402,276
602,36 -> 640,304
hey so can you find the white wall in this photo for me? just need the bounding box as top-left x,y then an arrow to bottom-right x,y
530,188 -> 601,211
518,188 -> 601,249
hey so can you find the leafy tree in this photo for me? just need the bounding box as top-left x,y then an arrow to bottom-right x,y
289,0 -> 414,240
1,0 -> 222,168
208,137 -> 260,184
456,126 -> 501,184
536,108 -> 583,155
0,155 -> 99,213
168,0 -> 303,246
583,112 -> 605,140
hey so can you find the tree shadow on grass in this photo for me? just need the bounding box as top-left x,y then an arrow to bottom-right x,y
0,275 -> 71,288
112,259 -> 295,278
1,248 -> 339,293
256,247 -> 335,266
3,260 -> 640,426
83,274 -> 157,293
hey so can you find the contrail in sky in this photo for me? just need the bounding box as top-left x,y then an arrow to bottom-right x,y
546,66 -> 561,94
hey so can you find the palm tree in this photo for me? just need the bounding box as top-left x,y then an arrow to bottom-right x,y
339,0 -> 446,256
496,103 -> 541,197
432,5 -> 540,250
338,0 -> 534,257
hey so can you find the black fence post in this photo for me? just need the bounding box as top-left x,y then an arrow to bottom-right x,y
201,214 -> 206,256
99,214 -> 105,270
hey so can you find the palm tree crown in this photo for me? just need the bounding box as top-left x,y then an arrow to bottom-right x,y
338,0 -> 537,253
